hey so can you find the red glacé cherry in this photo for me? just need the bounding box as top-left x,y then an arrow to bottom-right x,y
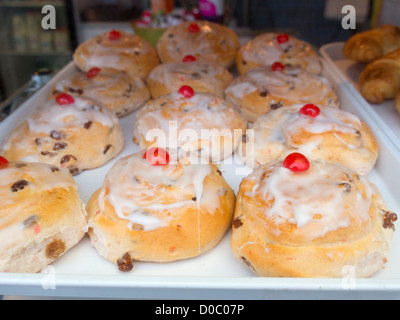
182,55 -> 197,63
283,153 -> 310,172
0,156 -> 9,168
299,104 -> 320,118
276,33 -> 289,44
108,30 -> 121,40
188,23 -> 200,33
271,62 -> 285,71
87,67 -> 101,78
56,93 -> 75,105
178,85 -> 195,98
143,147 -> 170,166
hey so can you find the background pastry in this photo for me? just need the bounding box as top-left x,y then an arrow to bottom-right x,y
73,29 -> 159,80
236,32 -> 322,75
358,48 -> 400,106
225,64 -> 339,122
156,21 -> 240,69
147,55 -> 233,99
238,103 -> 378,175
86,148 -> 235,269
133,86 -> 247,162
231,153 -> 397,278
50,67 -> 150,117
343,25 -> 400,63
0,94 -> 124,175
0,157 -> 87,273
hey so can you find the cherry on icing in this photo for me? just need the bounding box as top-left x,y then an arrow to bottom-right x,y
182,55 -> 197,63
87,67 -> 101,78
56,93 -> 75,105
282,153 -> 310,172
178,85 -> 195,98
271,62 -> 285,71
143,147 -> 170,166
188,23 -> 200,33
0,156 -> 9,168
276,33 -> 289,44
108,30 -> 121,40
299,104 -> 320,118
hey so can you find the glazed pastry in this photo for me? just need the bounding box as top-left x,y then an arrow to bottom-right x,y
231,152 -> 397,278
86,148 -> 235,270
0,94 -> 124,175
358,48 -> 400,105
238,103 -> 378,175
156,21 -> 240,69
236,32 -> 322,75
343,25 -> 400,63
147,55 -> 233,99
49,67 -> 150,117
0,156 -> 87,273
73,30 -> 159,80
225,64 -> 339,122
133,86 -> 247,162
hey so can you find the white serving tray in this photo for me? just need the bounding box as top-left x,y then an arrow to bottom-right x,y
1,60 -> 400,299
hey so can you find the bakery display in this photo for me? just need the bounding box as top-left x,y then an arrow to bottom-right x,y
86,148 -> 235,269
147,55 -> 233,98
238,103 -> 378,175
358,48 -> 400,108
236,32 -> 322,75
0,94 -> 124,175
133,86 -> 247,162
73,30 -> 160,80
231,152 -> 397,277
156,20 -> 240,69
49,67 -> 150,117
343,25 -> 400,63
0,156 -> 87,273
224,64 -> 339,122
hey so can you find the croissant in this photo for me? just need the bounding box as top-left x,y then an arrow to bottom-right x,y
358,48 -> 400,104
343,25 -> 400,63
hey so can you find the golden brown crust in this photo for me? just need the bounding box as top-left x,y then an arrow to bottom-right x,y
343,25 -> 400,63
0,161 -> 87,273
73,30 -> 159,80
156,21 -> 240,69
359,48 -> 400,104
231,159 -> 395,277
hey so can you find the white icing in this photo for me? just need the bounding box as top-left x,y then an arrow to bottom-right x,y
26,96 -> 114,135
247,159 -> 375,240
240,33 -> 322,74
225,66 -> 337,107
97,150 -> 220,231
252,104 -> 362,155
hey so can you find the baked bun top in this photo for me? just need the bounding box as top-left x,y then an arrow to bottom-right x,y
73,30 -> 159,80
96,149 -> 226,232
147,56 -> 233,98
156,21 -> 240,69
239,154 -> 391,244
1,94 -> 123,175
0,159 -> 86,264
237,33 -> 322,75
239,104 -> 378,175
133,88 -> 247,161
225,66 -> 339,122
50,68 -> 150,117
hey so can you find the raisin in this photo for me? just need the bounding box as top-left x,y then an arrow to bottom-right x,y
50,130 -> 65,140
60,154 -> 77,165
270,101 -> 283,110
233,217 -> 243,228
117,252 -> 133,272
383,211 -> 398,230
103,144 -> 112,154
11,179 -> 29,192
83,121 -> 93,129
53,142 -> 67,151
45,239 -> 66,259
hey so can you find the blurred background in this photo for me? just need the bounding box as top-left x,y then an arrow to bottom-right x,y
0,0 -> 398,115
